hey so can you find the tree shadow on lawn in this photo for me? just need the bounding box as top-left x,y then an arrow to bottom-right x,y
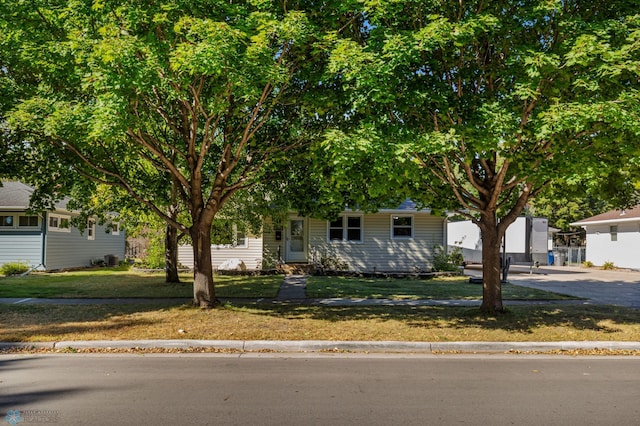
0,303 -> 176,342
243,303 -> 640,336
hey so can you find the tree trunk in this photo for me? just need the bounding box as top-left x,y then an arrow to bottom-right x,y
191,223 -> 216,308
165,223 -> 180,283
479,217 -> 505,314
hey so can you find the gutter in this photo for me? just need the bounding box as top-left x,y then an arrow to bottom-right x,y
571,217 -> 640,227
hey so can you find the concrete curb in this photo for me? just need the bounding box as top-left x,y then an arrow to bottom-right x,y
2,340 -> 639,353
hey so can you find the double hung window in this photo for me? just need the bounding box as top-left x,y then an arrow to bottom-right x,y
328,216 -> 362,242
391,215 -> 413,239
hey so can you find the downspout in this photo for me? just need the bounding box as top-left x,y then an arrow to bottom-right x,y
443,215 -> 448,251
41,212 -> 47,270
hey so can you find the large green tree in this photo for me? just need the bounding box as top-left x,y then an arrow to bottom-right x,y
1,0 -> 349,307
328,0 -> 640,312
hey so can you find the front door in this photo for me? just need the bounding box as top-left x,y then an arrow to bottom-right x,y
286,218 -> 307,262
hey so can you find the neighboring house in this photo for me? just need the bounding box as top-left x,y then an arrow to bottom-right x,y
571,206 -> 640,269
448,216 -> 550,265
0,181 -> 125,271
178,200 -> 447,272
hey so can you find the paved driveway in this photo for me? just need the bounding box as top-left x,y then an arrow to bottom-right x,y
494,265 -> 640,309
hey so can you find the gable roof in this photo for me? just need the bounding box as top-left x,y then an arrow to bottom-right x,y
571,205 -> 640,226
0,181 -> 69,211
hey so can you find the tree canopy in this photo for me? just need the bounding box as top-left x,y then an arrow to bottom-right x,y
3,1 -> 639,313
326,0 -> 640,312
1,0 -> 353,307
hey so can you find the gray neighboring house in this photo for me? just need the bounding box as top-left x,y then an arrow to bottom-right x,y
178,200 -> 447,272
0,181 -> 125,271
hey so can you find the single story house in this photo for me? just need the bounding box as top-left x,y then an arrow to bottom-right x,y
571,206 -> 640,269
0,181 -> 125,271
178,200 -> 447,273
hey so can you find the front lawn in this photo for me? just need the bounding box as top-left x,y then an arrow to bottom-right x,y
0,267 -> 283,299
1,269 -> 576,301
306,276 -> 577,300
1,303 -> 638,343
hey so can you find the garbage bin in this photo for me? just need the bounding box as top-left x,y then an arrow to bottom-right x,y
556,253 -> 565,266
547,250 -> 554,266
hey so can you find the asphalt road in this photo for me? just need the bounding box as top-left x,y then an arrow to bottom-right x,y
2,354 -> 639,425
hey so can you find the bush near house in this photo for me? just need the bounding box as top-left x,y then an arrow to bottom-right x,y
0,262 -> 30,276
432,246 -> 464,272
601,261 -> 616,270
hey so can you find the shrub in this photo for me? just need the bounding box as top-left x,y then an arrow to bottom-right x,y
582,260 -> 594,268
1,262 -> 30,276
601,261 -> 615,270
137,229 -> 166,269
315,251 -> 349,272
432,246 -> 464,272
260,246 -> 278,270
91,258 -> 106,267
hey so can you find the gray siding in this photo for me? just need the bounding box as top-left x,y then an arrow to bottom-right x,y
307,213 -> 445,272
178,235 -> 265,270
45,221 -> 125,270
0,232 -> 43,268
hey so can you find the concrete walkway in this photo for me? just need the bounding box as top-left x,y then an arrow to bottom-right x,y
275,274 -> 308,301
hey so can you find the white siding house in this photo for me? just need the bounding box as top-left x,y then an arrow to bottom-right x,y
0,181 -> 125,271
178,202 -> 447,273
268,202 -> 446,272
177,234 -> 265,271
571,206 -> 640,269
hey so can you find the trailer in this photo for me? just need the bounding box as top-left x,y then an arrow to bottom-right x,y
447,217 -> 550,265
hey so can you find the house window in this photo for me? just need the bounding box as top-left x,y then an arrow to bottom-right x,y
48,214 -> 71,232
110,222 -> 120,236
19,215 -> 40,228
328,215 -> 362,242
346,216 -> 362,241
610,225 -> 618,242
87,219 -> 96,240
0,215 -> 14,227
329,218 -> 344,241
235,225 -> 247,247
211,220 -> 247,248
392,215 -> 413,239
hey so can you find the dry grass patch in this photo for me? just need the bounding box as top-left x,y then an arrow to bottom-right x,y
1,303 -> 638,343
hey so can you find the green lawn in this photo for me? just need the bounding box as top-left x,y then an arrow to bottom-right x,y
306,275 -> 578,300
0,267 -> 283,299
1,269 -> 576,301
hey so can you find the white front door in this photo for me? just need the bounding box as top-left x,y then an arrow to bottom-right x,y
286,218 -> 307,262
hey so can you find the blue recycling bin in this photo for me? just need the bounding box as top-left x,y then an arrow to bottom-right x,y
548,250 -> 554,266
